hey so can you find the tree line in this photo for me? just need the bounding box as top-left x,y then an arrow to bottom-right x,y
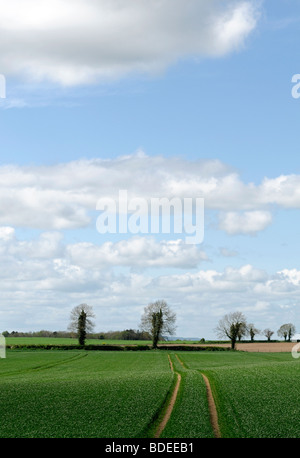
215,311 -> 296,349
2,329 -> 151,341
3,301 -> 297,350
64,302 -> 298,350
66,301 -> 174,348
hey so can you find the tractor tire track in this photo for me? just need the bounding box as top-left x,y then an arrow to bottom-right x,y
0,352 -> 87,378
175,353 -> 221,438
154,355 -> 181,438
201,373 -> 221,438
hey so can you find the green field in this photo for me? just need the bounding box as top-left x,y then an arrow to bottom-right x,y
0,348 -> 299,438
0,350 -> 173,438
160,354 -> 214,438
5,337 -> 153,346
178,351 -> 300,438
5,337 -> 226,346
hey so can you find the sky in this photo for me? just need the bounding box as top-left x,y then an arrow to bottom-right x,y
0,0 -> 300,339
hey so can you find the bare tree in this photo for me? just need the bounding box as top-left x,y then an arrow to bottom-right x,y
215,311 -> 247,350
247,323 -> 260,342
68,303 -> 95,346
263,328 -> 274,342
140,300 -> 176,348
237,321 -> 248,342
277,323 -> 296,342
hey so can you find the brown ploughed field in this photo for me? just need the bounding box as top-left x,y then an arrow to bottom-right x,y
160,342 -> 297,352
235,342 -> 296,352
208,342 -> 296,352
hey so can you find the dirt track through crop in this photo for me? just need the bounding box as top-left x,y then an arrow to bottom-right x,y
201,373 -> 221,438
154,355 -> 181,438
175,353 -> 221,438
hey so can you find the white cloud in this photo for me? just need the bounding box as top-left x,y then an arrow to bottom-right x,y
278,269 -> 300,286
67,237 -> 207,270
219,210 -> 273,235
0,226 -> 15,241
0,155 -> 300,336
0,227 -> 208,276
0,0 -> 260,85
1,256 -> 298,337
259,175 -> 300,208
0,153 -> 299,235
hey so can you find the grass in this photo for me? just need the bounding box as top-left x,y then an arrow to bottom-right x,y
0,350 -> 173,438
160,354 -> 214,438
5,337 -> 224,346
5,337 -> 152,346
1,348 -> 299,438
179,352 -> 300,438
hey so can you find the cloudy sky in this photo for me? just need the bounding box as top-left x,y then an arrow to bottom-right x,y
0,0 -> 300,339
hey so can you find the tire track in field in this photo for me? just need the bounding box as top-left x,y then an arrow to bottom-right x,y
0,352 -> 87,378
154,355 -> 181,438
175,353 -> 186,369
201,373 -> 221,438
175,354 -> 221,438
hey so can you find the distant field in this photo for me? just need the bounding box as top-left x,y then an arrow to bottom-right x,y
5,336 -> 212,346
5,337 -> 153,346
6,337 -> 291,351
0,348 -> 298,438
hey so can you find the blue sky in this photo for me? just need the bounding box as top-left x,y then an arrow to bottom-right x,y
0,0 -> 300,339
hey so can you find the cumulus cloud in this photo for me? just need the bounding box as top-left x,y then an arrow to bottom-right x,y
219,211 -> 273,235
1,247 -> 299,337
0,153 -> 299,235
259,175 -> 300,208
0,227 -> 209,330
0,222 -> 298,338
67,237 -> 207,269
0,228 -> 207,276
0,0 -> 260,85
278,269 -> 300,286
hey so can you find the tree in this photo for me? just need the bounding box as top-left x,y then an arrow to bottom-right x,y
68,303 -> 95,346
263,328 -> 274,342
247,323 -> 260,342
121,329 -> 136,340
151,308 -> 163,349
77,309 -> 87,346
140,300 -> 176,349
237,321 -> 248,342
215,311 -> 247,350
277,323 -> 296,342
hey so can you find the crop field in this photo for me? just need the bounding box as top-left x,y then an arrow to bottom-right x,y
5,337 -> 153,346
0,351 -> 173,438
5,337 -> 208,347
178,352 -> 300,438
160,354 -> 215,438
0,348 -> 299,438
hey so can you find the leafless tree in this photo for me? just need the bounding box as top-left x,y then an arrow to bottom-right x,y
263,328 -> 274,342
247,323 -> 260,342
277,323 -> 296,342
215,311 -> 247,350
